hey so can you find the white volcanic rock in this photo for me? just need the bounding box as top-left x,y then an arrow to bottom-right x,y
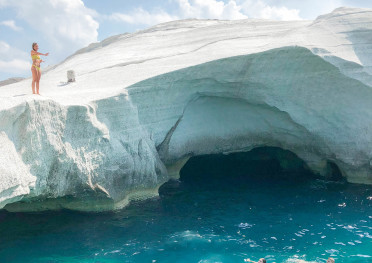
0,77 -> 25,87
1,7 -> 372,211
0,132 -> 36,208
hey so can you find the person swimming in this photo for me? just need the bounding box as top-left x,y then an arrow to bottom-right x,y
245,258 -> 266,263
285,257 -> 335,263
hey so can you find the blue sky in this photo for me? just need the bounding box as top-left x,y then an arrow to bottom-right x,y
0,0 -> 371,81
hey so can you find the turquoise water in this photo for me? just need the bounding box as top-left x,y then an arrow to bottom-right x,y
0,152 -> 371,263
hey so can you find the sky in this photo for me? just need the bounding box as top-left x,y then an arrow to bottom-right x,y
0,0 -> 371,81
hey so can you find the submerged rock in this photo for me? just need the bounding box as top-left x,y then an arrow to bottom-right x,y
1,7 -> 372,211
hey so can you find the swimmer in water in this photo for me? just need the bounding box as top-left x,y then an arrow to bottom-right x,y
285,258 -> 335,263
245,258 -> 266,263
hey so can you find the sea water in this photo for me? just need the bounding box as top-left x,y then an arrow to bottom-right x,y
0,152 -> 371,263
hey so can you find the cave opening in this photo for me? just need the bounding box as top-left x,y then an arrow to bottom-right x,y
160,147 -> 325,195
181,147 -> 318,188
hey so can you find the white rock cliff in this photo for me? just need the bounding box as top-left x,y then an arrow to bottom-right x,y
1,7 -> 372,211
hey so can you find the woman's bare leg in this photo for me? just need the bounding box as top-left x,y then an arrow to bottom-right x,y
32,80 -> 36,94
36,80 -> 39,94
36,70 -> 41,95
31,67 -> 37,94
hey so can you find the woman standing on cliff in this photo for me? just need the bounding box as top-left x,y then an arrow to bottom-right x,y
31,42 -> 49,95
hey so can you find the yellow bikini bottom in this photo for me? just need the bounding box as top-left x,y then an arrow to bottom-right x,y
32,64 -> 41,72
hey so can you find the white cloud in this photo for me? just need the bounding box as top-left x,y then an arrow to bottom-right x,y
110,8 -> 179,26
237,0 -> 343,20
0,40 -> 28,58
0,40 -> 10,51
108,0 -> 301,28
175,0 -> 300,20
260,5 -> 300,20
0,41 -> 32,76
177,0 -> 248,19
0,59 -> 30,74
2,0 -> 99,52
240,0 -> 301,20
107,0 -> 248,28
0,20 -> 22,31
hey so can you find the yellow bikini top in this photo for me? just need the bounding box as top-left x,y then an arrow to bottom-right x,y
31,54 -> 40,60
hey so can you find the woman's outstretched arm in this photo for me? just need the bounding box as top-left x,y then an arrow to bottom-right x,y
31,50 -> 49,56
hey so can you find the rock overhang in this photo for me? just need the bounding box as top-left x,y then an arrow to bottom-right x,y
1,8 -> 372,211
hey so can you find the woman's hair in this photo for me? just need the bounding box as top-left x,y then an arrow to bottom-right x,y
32,42 -> 38,51
259,259 -> 266,263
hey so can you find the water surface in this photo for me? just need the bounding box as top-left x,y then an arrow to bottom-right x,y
0,151 -> 371,263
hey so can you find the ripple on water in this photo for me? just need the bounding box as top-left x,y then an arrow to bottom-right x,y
238,223 -> 254,229
351,254 -> 372,258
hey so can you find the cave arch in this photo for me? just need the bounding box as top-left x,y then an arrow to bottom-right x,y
178,147 -> 317,188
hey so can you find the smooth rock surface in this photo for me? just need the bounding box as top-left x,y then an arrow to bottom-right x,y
0,77 -> 25,87
1,7 -> 372,211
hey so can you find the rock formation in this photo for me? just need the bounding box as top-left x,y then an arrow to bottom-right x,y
1,7 -> 372,211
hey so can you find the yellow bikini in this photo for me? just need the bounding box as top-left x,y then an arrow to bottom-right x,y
31,54 -> 41,71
